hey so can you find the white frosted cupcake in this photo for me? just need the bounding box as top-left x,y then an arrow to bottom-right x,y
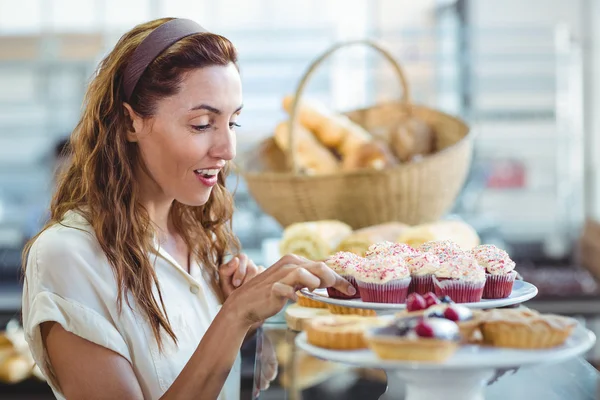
325,251 -> 362,299
354,255 -> 412,304
418,240 -> 464,263
470,244 -> 517,299
365,241 -> 419,258
432,254 -> 486,303
405,252 -> 441,295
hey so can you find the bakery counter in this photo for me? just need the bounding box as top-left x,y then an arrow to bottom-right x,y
255,319 -> 600,400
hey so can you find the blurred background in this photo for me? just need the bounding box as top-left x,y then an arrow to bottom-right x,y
1,0 -> 600,398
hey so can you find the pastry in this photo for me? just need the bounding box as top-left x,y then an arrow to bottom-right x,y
326,304 -> 377,317
398,220 -> 481,251
365,316 -> 460,362
341,140 -> 399,171
273,120 -> 340,174
279,220 -> 352,261
285,303 -> 331,331
0,354 -> 33,384
306,315 -> 386,350
403,293 -> 483,343
432,254 -> 486,303
480,309 -> 577,349
405,251 -> 440,295
354,255 -> 411,304
325,251 -> 362,299
364,241 -> 419,258
389,116 -> 436,162
296,291 -> 327,308
336,223 -> 410,256
282,95 -> 372,157
470,244 -> 517,299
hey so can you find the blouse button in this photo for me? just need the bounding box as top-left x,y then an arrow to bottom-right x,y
190,285 -> 200,294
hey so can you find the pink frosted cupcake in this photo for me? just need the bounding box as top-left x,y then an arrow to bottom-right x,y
432,255 -> 485,303
418,240 -> 464,263
354,256 -> 412,304
405,252 -> 440,295
470,244 -> 517,299
325,251 -> 361,299
365,241 -> 419,258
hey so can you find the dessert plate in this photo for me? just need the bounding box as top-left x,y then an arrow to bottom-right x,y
299,280 -> 538,311
296,325 -> 595,400
296,324 -> 594,370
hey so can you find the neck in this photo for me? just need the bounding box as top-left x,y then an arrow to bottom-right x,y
136,165 -> 175,239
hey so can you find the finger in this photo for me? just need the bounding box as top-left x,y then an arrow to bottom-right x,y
232,254 -> 248,287
271,282 -> 297,302
242,262 -> 259,285
279,267 -> 322,292
269,254 -> 311,271
219,256 -> 239,278
304,262 -> 356,296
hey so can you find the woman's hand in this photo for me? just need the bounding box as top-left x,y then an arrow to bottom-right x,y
219,254 -> 265,299
223,254 -> 356,327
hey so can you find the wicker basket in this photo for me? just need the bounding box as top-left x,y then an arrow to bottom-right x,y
237,40 -> 472,229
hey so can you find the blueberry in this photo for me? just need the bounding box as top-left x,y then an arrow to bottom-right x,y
439,295 -> 454,304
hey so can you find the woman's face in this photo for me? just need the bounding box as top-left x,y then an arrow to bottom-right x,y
128,63 -> 242,207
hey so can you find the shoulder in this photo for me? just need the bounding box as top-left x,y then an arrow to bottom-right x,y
26,211 -> 110,285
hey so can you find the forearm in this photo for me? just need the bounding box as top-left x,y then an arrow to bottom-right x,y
160,303 -> 249,400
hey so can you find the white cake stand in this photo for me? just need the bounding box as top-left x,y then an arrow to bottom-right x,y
300,280 -> 538,312
296,325 -> 595,400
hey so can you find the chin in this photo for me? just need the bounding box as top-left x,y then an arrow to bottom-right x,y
176,189 -> 213,207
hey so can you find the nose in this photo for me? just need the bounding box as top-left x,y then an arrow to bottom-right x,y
210,128 -> 236,161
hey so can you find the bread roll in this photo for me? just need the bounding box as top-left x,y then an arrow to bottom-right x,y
280,220 -> 353,261
336,222 -> 410,256
341,140 -> 399,171
274,121 -> 339,174
390,117 -> 435,162
282,95 -> 372,157
0,354 -> 32,384
397,220 -> 480,250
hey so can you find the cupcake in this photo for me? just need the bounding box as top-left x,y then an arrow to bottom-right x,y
365,316 -> 460,362
306,315 -> 387,350
480,309 -> 577,349
353,256 -> 411,303
470,244 -> 517,299
325,251 -> 361,299
432,254 -> 485,303
365,241 -> 419,258
418,240 -> 464,262
405,252 -> 440,294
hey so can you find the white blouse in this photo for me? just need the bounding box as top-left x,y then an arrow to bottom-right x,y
22,210 -> 241,400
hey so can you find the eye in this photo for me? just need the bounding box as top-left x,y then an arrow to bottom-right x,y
229,122 -> 241,129
192,124 -> 211,132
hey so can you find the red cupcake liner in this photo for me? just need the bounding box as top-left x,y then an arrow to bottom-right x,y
355,277 -> 411,304
327,275 -> 361,299
432,276 -> 485,303
408,275 -> 435,295
483,271 -> 516,299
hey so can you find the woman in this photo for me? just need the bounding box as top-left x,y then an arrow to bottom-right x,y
21,17 -> 355,400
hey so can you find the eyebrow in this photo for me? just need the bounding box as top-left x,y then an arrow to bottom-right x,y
189,104 -> 244,115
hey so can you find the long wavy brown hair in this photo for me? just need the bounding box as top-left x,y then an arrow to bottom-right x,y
22,18 -> 240,348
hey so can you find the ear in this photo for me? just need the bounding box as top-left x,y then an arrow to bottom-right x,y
123,103 -> 145,142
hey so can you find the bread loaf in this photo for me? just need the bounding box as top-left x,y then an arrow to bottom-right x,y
397,220 -> 480,250
280,220 -> 353,261
282,95 -> 372,157
390,117 -> 435,162
341,140 -> 399,171
336,222 -> 410,255
274,121 -> 339,174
